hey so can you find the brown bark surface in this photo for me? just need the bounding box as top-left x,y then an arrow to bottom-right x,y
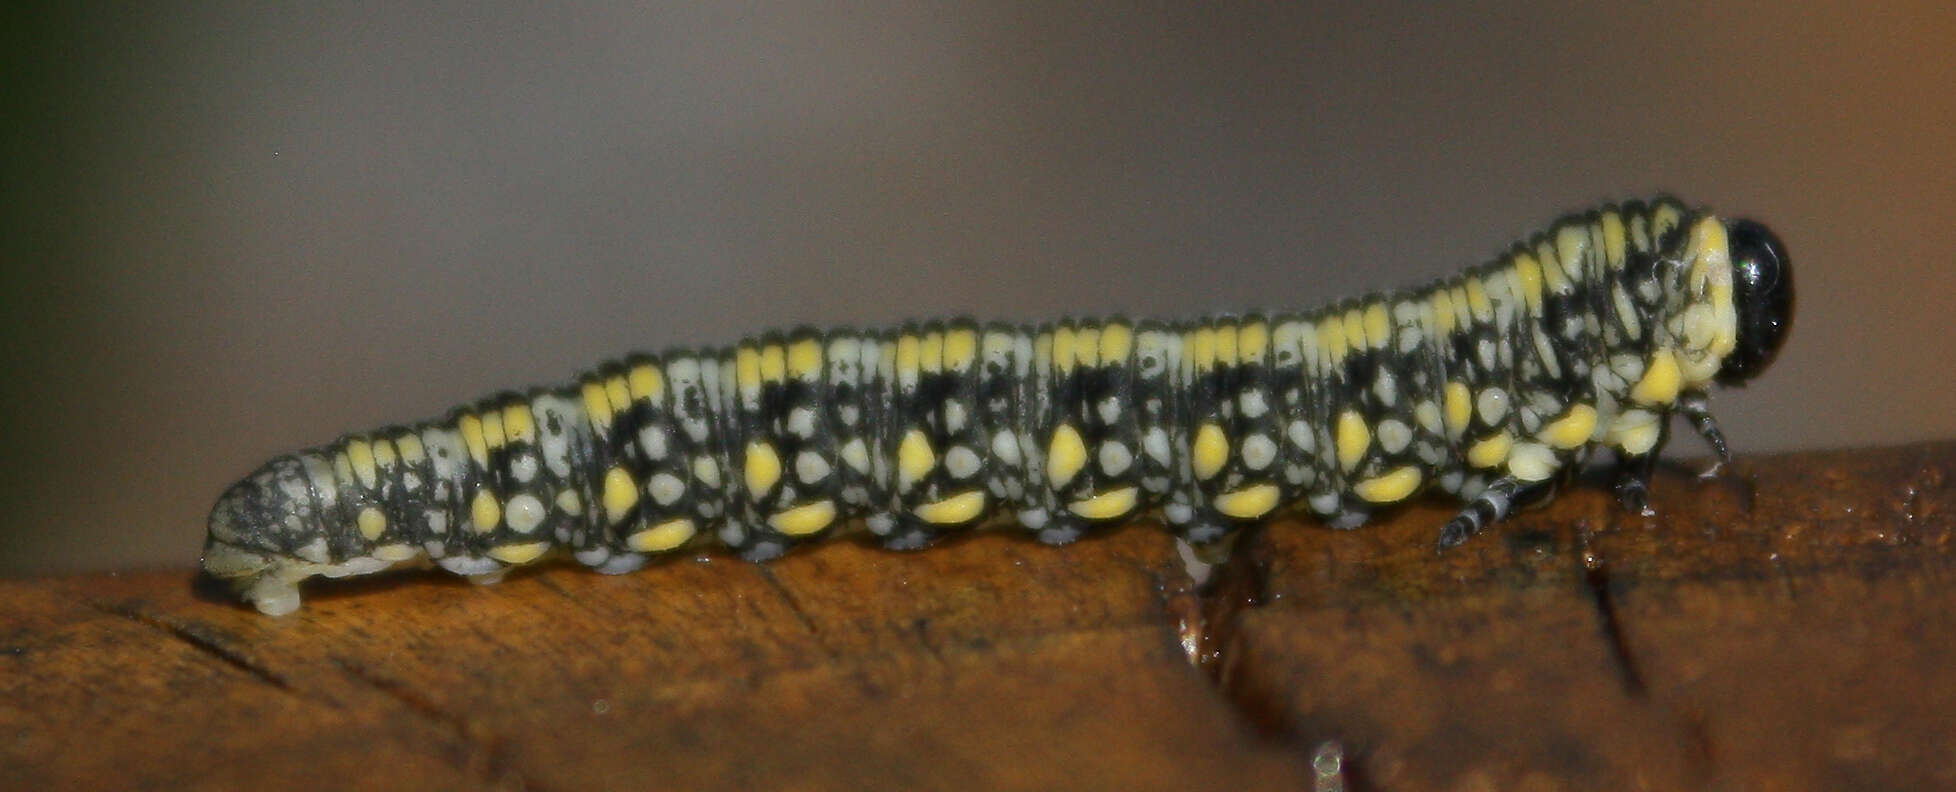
4,442 -> 1952,790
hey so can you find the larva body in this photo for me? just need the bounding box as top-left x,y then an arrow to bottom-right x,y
204,198 -> 1793,615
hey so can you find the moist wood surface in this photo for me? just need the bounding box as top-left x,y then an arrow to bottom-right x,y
4,442 -> 1953,791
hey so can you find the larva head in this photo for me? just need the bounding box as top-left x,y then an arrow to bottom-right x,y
1715,218 -> 1793,385
202,456 -> 323,616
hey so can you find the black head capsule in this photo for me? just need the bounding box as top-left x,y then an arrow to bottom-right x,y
202,456 -> 327,615
1716,218 -> 1793,385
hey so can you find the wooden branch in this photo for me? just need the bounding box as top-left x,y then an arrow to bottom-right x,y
4,442 -> 1952,790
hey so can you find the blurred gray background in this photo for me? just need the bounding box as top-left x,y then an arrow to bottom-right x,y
5,2 -> 1953,574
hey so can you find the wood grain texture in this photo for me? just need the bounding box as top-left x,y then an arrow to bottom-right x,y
4,442 -> 1953,791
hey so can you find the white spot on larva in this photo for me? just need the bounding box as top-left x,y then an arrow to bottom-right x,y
1478,388 -> 1509,423
840,437 -> 871,473
1477,338 -> 1498,368
505,494 -> 546,533
1308,493 -> 1341,516
991,430 -> 1021,467
787,407 -> 817,438
681,416 -> 710,442
1099,441 -> 1133,476
596,554 -> 645,575
796,450 -> 831,484
426,510 -> 448,535
649,472 -> 686,505
639,426 -> 668,460
692,457 -> 720,487
296,538 -> 330,563
1239,390 -> 1269,418
838,405 -> 860,426
945,401 -> 969,432
1018,508 -> 1050,530
1143,428 -> 1172,465
1372,370 -> 1398,406
1287,420 -> 1316,452
1377,419 -> 1412,453
945,445 -> 981,479
511,454 -> 538,483
1284,464 -> 1309,485
1163,503 -> 1193,524
1240,434 -> 1277,470
1097,396 -> 1122,425
866,512 -> 895,535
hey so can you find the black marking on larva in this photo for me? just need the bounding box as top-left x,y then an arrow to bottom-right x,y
202,197 -> 1794,615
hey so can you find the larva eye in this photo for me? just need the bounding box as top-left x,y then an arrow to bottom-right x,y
1717,218 -> 1793,385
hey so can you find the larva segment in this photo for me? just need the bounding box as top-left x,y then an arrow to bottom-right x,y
878,320 -> 995,549
205,196 -> 1789,615
1130,323 -> 1185,509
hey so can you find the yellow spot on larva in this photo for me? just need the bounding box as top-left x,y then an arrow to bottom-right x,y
1363,303 -> 1390,349
1067,486 -> 1139,520
1512,253 -> 1544,312
373,544 -> 417,562
1046,424 -> 1087,487
1556,224 -> 1589,278
347,440 -> 378,487
357,506 -> 387,540
768,500 -> 837,536
736,346 -> 762,390
919,331 -> 943,373
744,441 -> 782,495
1098,323 -> 1133,364
1214,483 -> 1281,519
481,409 -> 507,450
395,434 -> 426,464
471,490 -> 501,533
1238,320 -> 1269,363
1341,310 -> 1365,353
1464,278 -> 1493,320
1430,289 -> 1457,334
1614,411 -> 1663,456
1507,442 -> 1558,482
502,403 -> 535,444
1540,404 -> 1599,449
1215,322 -> 1238,366
487,541 -> 549,565
603,466 -> 638,524
787,338 -> 823,380
896,334 -> 922,378
581,382 -> 613,430
1631,349 -> 1682,405
760,344 -> 786,383
899,428 -> 936,487
1192,422 -> 1229,481
1074,326 -> 1100,368
1466,432 -> 1514,469
604,377 -> 630,416
1317,318 -> 1346,364
914,490 -> 987,525
1189,326 -> 1216,371
1602,211 -> 1627,269
1052,326 -> 1077,373
459,413 -> 490,466
1444,381 -> 1472,435
372,438 -> 397,468
629,518 -> 697,551
555,489 -> 583,516
943,329 -> 978,371
628,363 -> 665,400
1354,466 -> 1423,504
1336,410 -> 1370,472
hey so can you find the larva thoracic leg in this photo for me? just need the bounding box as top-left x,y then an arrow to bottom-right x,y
203,197 -> 1793,615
